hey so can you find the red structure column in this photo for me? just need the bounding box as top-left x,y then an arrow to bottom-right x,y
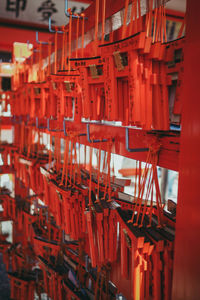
172,1 -> 200,299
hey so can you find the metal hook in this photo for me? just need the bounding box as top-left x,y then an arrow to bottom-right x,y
125,128 -> 149,152
63,119 -> 86,137
26,40 -> 39,53
87,123 -> 111,143
47,118 -> 63,132
36,32 -> 49,45
36,117 -> 47,129
65,0 -> 87,19
48,17 -> 64,33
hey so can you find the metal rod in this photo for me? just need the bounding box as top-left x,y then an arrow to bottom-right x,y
47,118 -> 63,132
65,0 -> 87,19
87,123 -> 110,143
125,128 -> 149,152
48,17 -> 64,33
36,117 -> 47,129
36,32 -> 49,45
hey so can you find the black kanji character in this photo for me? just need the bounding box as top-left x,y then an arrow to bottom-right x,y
6,0 -> 27,18
71,6 -> 85,15
37,0 -> 57,23
71,6 -> 77,14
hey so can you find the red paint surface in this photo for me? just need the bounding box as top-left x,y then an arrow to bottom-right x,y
0,26 -> 52,52
172,1 -> 200,299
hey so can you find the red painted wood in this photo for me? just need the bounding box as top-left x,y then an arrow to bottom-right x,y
1,116 -> 179,170
0,25 -> 52,51
172,1 -> 200,299
165,9 -> 185,20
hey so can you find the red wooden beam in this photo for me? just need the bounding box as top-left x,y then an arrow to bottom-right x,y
0,116 -> 179,170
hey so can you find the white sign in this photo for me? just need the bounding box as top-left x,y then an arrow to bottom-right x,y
0,0 -> 89,26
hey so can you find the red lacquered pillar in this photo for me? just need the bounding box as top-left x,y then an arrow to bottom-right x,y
172,1 -> 200,299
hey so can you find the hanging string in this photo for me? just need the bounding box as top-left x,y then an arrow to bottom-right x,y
73,137 -> 78,186
76,15 -> 80,58
32,128 -> 36,157
101,0 -> 106,43
54,135 -> 58,173
128,151 -> 150,224
145,0 -> 150,35
53,136 -> 57,173
32,128 -> 37,157
96,142 -> 102,203
152,148 -> 164,226
48,134 -> 52,170
138,160 -> 141,189
54,30 -> 58,74
89,144 -> 93,207
146,0 -> 153,37
148,183 -> 154,227
111,152 -> 115,182
61,26 -> 66,70
152,0 -> 158,43
102,149 -> 107,175
149,0 -> 154,37
77,138 -> 81,185
139,163 -> 154,227
103,144 -> 109,201
122,0 -> 129,39
64,137 -> 70,187
65,30 -> 68,70
134,160 -> 138,199
134,0 -> 138,34
155,5 -> 161,42
129,0 -> 135,37
38,43 -> 42,81
81,13 -> 85,57
107,141 -> 112,202
56,136 -> 61,175
36,129 -> 40,158
153,157 -> 163,227
133,152 -> 151,225
48,41 -> 52,76
84,144 -> 87,168
160,2 -> 164,43
138,0 -> 142,32
68,12 -> 72,72
69,138 -> 73,186
163,1 -> 167,42
129,142 -> 164,227
94,0 -> 100,56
